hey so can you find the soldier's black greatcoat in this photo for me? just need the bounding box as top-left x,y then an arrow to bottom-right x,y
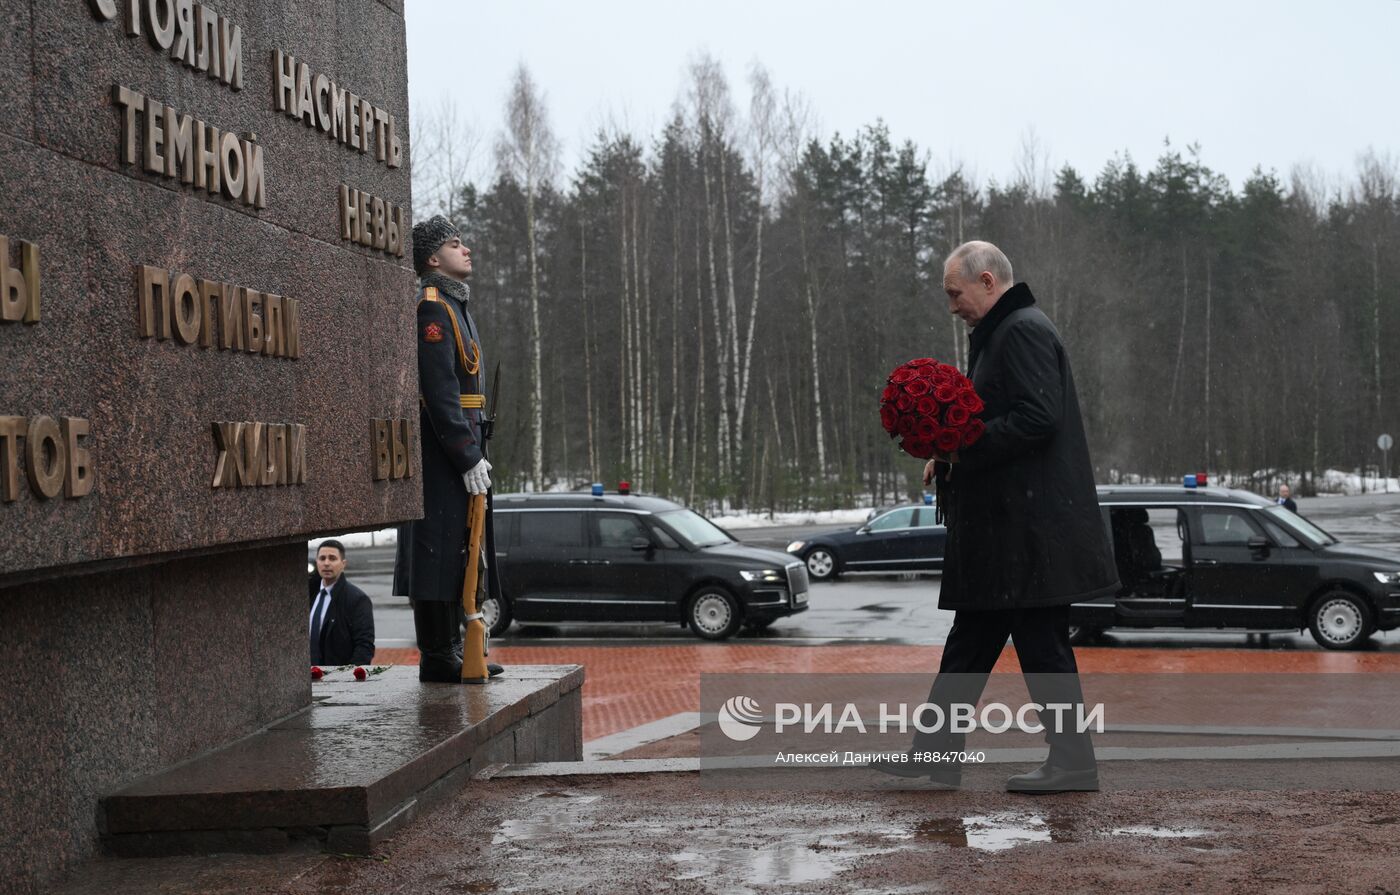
393,272 -> 499,605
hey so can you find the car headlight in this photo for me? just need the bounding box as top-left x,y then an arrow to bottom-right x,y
786,541 -> 806,553
740,569 -> 785,583
1373,571 -> 1400,585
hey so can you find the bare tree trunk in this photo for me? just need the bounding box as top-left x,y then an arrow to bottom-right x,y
700,142 -> 731,486
581,219 -> 597,481
1167,246 -> 1189,425
797,212 -> 827,477
526,183 -> 543,488
1373,240 -> 1383,425
1204,255 -> 1212,467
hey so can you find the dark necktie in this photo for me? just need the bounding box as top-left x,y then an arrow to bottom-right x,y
309,587 -> 330,663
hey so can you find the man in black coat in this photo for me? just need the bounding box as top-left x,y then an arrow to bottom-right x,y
873,241 -> 1118,793
309,539 -> 375,666
393,215 -> 503,683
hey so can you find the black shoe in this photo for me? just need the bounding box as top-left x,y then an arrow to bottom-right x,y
1005,762 -> 1099,793
418,654 -> 464,683
488,663 -> 504,677
867,758 -> 960,789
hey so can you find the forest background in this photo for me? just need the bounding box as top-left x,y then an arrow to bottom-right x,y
410,58 -> 1399,512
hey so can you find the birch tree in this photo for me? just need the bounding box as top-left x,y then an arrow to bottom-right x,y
496,64 -> 558,490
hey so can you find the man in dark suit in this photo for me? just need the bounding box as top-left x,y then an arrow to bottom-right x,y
873,241 -> 1118,793
309,539 -> 375,666
1277,483 -> 1298,513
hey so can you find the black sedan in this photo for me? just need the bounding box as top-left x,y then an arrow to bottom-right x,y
490,493 -> 809,640
1075,485 -> 1400,650
786,504 -> 946,581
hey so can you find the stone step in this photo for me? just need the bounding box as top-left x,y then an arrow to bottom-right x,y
100,665 -> 583,857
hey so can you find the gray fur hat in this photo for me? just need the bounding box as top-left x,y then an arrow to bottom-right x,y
412,214 -> 460,276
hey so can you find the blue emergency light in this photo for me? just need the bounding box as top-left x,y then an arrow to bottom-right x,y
1183,474 -> 1197,489
923,492 -> 934,505
591,482 -> 604,496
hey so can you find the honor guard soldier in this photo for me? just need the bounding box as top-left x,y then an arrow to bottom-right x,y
393,215 -> 503,682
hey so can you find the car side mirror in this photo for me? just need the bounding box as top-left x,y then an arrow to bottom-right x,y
630,537 -> 653,552
857,526 -> 870,535
1248,536 -> 1270,558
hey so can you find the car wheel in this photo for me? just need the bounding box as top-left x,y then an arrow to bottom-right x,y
1067,624 -> 1100,646
804,547 -> 839,581
1308,591 -> 1372,650
687,587 -> 742,641
480,594 -> 512,637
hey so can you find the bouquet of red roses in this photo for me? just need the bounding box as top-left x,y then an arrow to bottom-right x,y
880,358 -> 986,459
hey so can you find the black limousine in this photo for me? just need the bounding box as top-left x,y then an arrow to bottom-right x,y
487,493 -> 809,640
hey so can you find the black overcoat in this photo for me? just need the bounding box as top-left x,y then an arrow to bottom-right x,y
393,275 -> 500,605
937,283 -> 1119,610
308,574 -> 376,665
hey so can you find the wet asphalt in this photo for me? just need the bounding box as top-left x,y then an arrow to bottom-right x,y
348,492 -> 1400,652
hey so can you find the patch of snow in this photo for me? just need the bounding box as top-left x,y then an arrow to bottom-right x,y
709,508 -> 873,530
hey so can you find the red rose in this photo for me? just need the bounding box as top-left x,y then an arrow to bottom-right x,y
910,357 -> 935,367
353,666 -> 367,681
915,396 -> 938,416
945,404 -> 971,427
310,666 -> 323,680
957,390 -> 984,413
902,438 -> 933,459
934,383 -> 959,404
880,405 -> 899,434
895,393 -> 916,413
961,418 -> 986,447
881,384 -> 898,403
891,367 -> 918,384
915,417 -> 938,438
904,378 -> 930,397
897,415 -> 916,436
934,429 -> 962,453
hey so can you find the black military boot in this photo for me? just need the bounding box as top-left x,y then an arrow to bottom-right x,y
413,600 -> 464,683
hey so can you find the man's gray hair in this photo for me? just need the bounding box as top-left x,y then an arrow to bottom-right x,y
946,241 -> 1014,286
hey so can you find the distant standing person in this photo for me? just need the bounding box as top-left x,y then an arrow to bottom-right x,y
309,539 -> 375,666
1277,483 -> 1298,513
393,215 -> 503,683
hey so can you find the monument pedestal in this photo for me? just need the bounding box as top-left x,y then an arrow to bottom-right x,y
0,544 -> 308,887
99,665 -> 583,856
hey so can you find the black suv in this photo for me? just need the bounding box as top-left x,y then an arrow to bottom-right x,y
1073,485 -> 1400,649
488,493 -> 809,640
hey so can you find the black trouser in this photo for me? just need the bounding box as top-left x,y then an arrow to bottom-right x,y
912,604 -> 1096,770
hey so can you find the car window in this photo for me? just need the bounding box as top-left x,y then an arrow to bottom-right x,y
648,522 -> 681,549
913,508 -> 942,528
1196,509 -> 1263,546
595,513 -> 647,549
1259,516 -> 1301,548
869,508 -> 915,531
1260,505 -> 1335,547
655,509 -> 732,547
518,511 -> 587,549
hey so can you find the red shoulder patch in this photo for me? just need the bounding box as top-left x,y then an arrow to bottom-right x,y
423,322 -> 444,343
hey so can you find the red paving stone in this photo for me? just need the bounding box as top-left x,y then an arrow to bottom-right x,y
372,644 -> 1400,742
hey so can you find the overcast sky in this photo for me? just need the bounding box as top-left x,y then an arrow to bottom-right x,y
404,0 -> 1399,192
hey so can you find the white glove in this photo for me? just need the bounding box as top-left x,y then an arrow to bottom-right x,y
463,458 -> 492,494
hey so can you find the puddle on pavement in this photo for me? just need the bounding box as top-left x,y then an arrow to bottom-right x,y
492,793 -> 601,845
1110,825 -> 1210,840
669,829 -> 902,886
900,812 -> 1209,852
